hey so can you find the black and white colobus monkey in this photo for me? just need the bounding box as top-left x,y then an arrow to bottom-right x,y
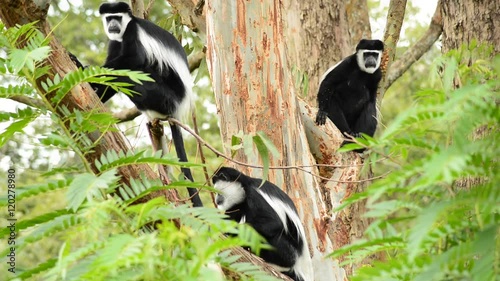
212,167 -> 314,281
316,39 -> 384,145
97,2 -> 202,207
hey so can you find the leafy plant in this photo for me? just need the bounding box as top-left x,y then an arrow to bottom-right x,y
0,22 -> 279,281
331,44 -> 499,281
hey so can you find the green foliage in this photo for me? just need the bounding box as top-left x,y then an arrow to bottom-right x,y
229,131 -> 280,182
331,45 -> 499,280
0,21 -> 279,281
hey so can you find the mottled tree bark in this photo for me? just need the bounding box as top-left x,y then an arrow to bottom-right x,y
346,0 -> 372,45
282,0 -> 352,106
206,1 -> 348,280
441,0 -> 499,54
441,0 -> 498,190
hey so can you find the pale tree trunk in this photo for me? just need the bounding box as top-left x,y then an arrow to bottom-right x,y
204,0 -> 418,279
206,1 -> 347,280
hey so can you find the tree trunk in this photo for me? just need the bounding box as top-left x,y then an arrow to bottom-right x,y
206,1 -> 349,280
441,0 -> 498,190
282,0 -> 355,106
441,0 -> 499,54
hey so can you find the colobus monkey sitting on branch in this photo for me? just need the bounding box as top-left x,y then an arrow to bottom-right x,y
97,2 -> 202,207
212,167 -> 314,281
316,39 -> 384,149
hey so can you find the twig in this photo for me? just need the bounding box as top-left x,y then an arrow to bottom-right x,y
169,118 -> 390,183
192,111 -> 212,187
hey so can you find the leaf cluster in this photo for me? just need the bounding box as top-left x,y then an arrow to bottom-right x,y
332,44 -> 499,281
0,22 -> 280,281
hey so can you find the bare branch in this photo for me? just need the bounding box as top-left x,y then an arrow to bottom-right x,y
188,49 -> 206,72
169,118 -> 383,181
9,95 -> 46,109
113,107 -> 141,122
386,0 -> 443,88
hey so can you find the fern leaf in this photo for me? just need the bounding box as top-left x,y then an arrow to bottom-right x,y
0,209 -> 71,239
50,66 -> 153,103
15,258 -> 58,280
0,84 -> 34,98
67,170 -> 119,212
0,179 -> 72,206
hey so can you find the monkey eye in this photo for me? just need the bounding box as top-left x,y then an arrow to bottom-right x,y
219,173 -> 228,181
363,52 -> 379,59
106,16 -> 122,23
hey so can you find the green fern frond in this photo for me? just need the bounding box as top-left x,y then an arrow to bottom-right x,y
0,209 -> 71,239
15,258 -> 58,280
0,84 -> 35,98
1,214 -> 82,258
0,179 -> 72,206
50,66 -> 153,104
66,169 -> 119,212
95,149 -> 201,172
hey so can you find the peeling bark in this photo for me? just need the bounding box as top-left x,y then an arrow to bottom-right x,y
206,1 -> 347,280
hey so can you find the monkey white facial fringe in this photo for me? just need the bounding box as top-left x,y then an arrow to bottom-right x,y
356,49 -> 382,74
137,26 -> 193,121
214,180 -> 246,211
102,13 -> 132,42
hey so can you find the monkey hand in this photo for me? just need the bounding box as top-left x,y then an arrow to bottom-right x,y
68,52 -> 85,69
315,110 -> 328,125
346,131 -> 362,139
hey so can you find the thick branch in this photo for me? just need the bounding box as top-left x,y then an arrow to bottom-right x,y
166,0 -> 206,42
131,0 -> 145,18
9,95 -> 46,109
113,107 -> 141,122
377,0 -> 407,104
227,247 -> 293,281
188,50 -> 205,72
385,0 -> 442,88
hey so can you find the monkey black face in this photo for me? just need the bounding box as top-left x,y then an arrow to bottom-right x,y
99,2 -> 133,42
355,39 -> 384,74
